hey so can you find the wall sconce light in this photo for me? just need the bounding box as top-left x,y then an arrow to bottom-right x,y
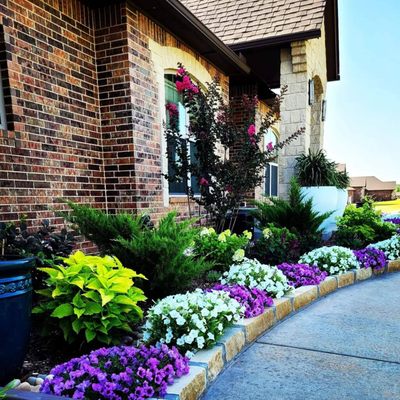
321,99 -> 327,121
308,79 -> 315,105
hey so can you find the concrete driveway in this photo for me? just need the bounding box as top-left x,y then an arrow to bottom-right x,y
202,273 -> 400,400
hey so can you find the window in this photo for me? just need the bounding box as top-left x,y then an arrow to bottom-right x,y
264,129 -> 278,197
0,69 -> 7,130
165,74 -> 199,195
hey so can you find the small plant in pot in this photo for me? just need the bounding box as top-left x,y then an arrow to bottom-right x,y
295,149 -> 350,237
0,219 -> 75,385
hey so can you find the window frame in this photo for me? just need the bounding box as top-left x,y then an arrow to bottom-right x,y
164,73 -> 200,197
0,69 -> 7,130
264,128 -> 279,197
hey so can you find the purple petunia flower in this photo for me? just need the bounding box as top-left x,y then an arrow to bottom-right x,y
210,284 -> 273,318
277,263 -> 328,288
40,344 -> 190,400
354,247 -> 387,271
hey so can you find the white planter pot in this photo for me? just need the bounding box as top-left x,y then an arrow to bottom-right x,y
334,189 -> 349,221
300,186 -> 340,237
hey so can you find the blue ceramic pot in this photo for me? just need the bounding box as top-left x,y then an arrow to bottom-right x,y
0,257 -> 35,385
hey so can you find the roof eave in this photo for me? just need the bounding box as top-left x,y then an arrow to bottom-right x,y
324,0 -> 340,81
131,0 -> 251,76
229,29 -> 322,51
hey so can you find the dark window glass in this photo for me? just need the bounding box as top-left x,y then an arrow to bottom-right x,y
271,165 -> 278,197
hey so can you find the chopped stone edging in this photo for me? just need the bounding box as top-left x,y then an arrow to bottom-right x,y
4,260 -> 400,400
155,259 -> 400,400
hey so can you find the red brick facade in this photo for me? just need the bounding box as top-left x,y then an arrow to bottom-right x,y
0,0 -> 230,227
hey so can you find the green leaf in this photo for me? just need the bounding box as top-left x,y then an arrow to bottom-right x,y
51,303 -> 74,318
84,301 -> 103,315
87,278 -> 103,290
85,328 -> 96,342
114,295 -> 137,307
74,307 -> 85,319
72,318 -> 84,334
52,286 -> 67,298
72,293 -> 85,308
39,267 -> 61,279
82,290 -> 101,302
98,289 -> 114,306
70,276 -> 85,289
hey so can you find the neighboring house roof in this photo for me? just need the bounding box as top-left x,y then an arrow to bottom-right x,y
350,176 -> 396,191
180,0 -> 326,46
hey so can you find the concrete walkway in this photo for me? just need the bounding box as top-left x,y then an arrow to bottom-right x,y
202,273 -> 400,400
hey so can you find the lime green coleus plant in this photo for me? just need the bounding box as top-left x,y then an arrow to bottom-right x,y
33,251 -> 146,344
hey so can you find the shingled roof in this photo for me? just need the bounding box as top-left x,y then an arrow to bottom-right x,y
180,0 -> 327,46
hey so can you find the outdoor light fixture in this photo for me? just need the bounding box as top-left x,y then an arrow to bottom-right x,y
322,99 -> 327,121
308,79 -> 315,105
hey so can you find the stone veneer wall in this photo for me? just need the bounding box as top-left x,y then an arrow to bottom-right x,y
0,0 -> 230,229
278,22 -> 328,198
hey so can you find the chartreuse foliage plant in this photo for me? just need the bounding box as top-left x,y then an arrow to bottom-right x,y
335,201 -> 397,249
192,227 -> 251,272
33,251 -> 146,344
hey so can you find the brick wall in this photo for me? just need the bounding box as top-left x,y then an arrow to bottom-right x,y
0,0 -> 231,229
0,0 -> 104,227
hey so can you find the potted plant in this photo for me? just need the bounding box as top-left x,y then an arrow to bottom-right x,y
0,219 -> 75,385
295,149 -> 350,237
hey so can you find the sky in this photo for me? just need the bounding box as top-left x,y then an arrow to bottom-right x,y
324,0 -> 400,183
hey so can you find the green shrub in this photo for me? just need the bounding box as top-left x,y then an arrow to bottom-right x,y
334,201 -> 396,249
295,149 -> 349,189
250,224 -> 301,265
252,179 -> 331,252
115,213 -> 212,298
192,227 -> 250,272
61,201 -> 150,253
33,251 -> 146,344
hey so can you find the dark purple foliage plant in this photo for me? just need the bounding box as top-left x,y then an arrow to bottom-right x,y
211,284 -> 273,318
353,247 -> 387,271
40,344 -> 189,400
277,263 -> 328,288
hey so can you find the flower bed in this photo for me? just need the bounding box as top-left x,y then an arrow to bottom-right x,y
353,247 -> 387,271
369,235 -> 400,261
143,289 -> 244,354
220,258 -> 292,298
277,263 -> 328,288
299,246 -> 360,275
40,344 -> 189,400
210,284 -> 273,318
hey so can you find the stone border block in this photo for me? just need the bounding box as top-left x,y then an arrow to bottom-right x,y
165,366 -> 206,400
388,260 -> 400,273
273,298 -> 293,321
318,276 -> 338,297
356,267 -> 372,281
337,271 -> 355,288
235,307 -> 275,342
216,327 -> 245,362
189,345 -> 224,381
286,285 -> 318,310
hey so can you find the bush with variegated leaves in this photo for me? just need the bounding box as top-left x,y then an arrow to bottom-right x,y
33,251 -> 146,344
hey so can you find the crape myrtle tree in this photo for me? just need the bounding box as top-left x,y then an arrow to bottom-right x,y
165,64 -> 304,232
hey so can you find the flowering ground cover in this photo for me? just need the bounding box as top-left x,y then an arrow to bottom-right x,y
277,263 -> 328,288
353,247 -> 387,271
143,290 -> 244,354
220,258 -> 292,298
40,344 -> 189,399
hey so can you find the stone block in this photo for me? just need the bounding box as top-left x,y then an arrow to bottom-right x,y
273,298 -> 293,321
318,276 -> 338,297
356,267 -> 372,281
388,259 -> 400,273
216,327 -> 245,362
190,345 -> 224,381
235,308 -> 275,343
165,366 -> 206,400
337,271 -> 355,288
287,286 -> 318,310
